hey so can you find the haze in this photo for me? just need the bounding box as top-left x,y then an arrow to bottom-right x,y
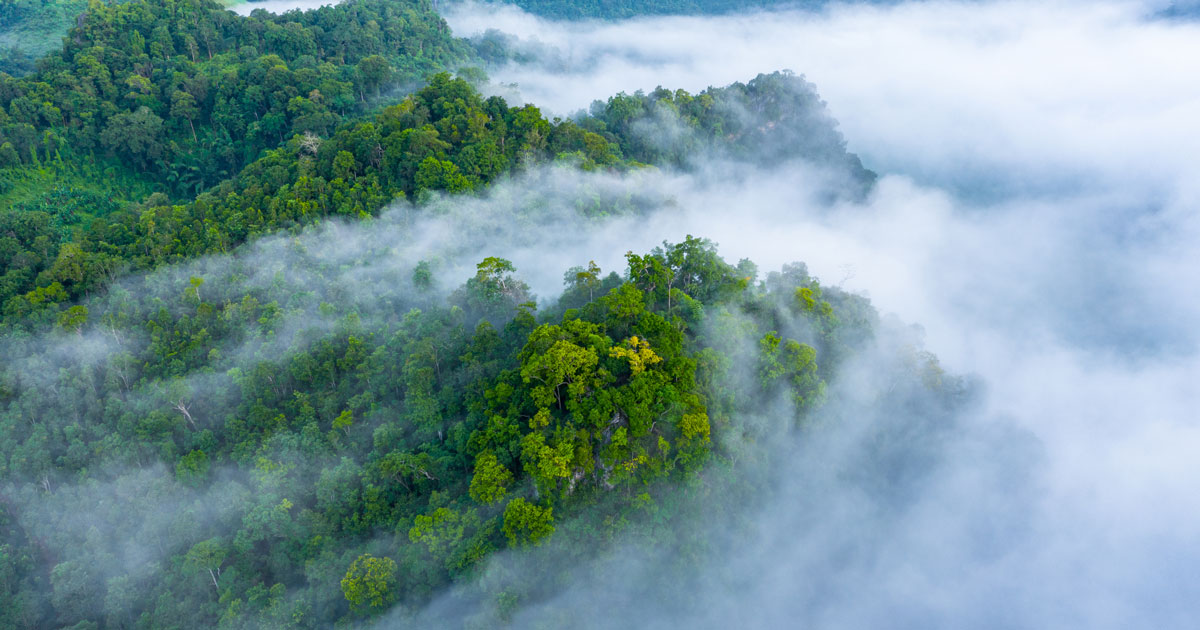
410,0 -> 1200,626
8,0 -> 1199,627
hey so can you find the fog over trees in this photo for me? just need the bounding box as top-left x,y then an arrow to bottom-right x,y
1,0 -> 1197,628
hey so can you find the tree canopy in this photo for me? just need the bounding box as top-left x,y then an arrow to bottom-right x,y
0,1 -> 970,628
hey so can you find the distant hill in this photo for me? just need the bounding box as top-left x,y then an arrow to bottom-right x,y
0,0 -> 88,74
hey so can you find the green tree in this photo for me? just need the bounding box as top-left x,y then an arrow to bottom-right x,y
412,260 -> 433,291
758,332 -> 825,415
175,450 -> 210,487
502,498 -> 554,548
99,107 -> 164,171
56,305 -> 88,334
357,55 -> 392,98
170,91 -> 200,141
332,409 -> 354,435
333,150 -> 357,180
0,142 -> 19,166
184,538 -> 228,593
415,156 -> 471,193
468,451 -> 513,505
458,257 -> 530,320
520,323 -> 603,410
340,554 -> 397,612
408,507 -> 466,556
578,260 -> 601,300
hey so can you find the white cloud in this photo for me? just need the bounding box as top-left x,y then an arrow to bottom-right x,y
449,0 -> 1200,196
412,1 -> 1200,626
14,1 -> 1200,625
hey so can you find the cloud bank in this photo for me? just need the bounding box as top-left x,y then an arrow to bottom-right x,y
449,0 -> 1200,194
417,0 -> 1200,626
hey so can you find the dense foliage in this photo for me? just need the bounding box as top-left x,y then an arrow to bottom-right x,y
0,0 -> 89,75
0,63 -> 872,337
0,0 -> 480,321
0,70 -> 625,328
0,1 -> 951,628
577,70 -> 876,190
0,0 -> 471,188
0,223 -> 963,627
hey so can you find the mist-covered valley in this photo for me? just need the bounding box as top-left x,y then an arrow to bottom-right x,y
1,0 -> 1197,628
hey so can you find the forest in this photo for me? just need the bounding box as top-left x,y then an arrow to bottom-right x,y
0,0 -> 87,74
0,0 -> 968,628
0,0 -> 811,75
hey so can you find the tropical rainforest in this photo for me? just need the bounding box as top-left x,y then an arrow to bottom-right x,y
0,0 -> 965,628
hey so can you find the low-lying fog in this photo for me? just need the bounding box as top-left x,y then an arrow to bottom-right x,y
426,1 -> 1200,626
62,0 -> 1200,626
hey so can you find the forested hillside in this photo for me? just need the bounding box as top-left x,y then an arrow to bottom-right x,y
578,71 -> 876,188
0,0 -> 950,628
0,0 -> 479,323
0,213 -> 964,627
0,57 -> 871,334
0,0 -> 88,75
0,0 -> 471,196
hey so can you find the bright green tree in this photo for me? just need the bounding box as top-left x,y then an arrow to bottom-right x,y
184,538 -> 228,593
502,498 -> 554,548
340,554 -> 397,612
56,305 -> 88,334
469,451 -> 513,505
408,507 -> 466,556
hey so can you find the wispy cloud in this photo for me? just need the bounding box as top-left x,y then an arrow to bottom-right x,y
8,1 -> 1200,626
412,1 -> 1200,626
